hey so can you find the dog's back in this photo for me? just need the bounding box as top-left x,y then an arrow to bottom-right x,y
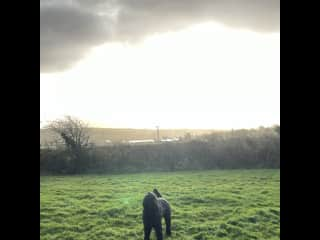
158,198 -> 171,217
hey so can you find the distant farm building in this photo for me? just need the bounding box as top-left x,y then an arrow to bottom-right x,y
104,139 -> 113,145
128,139 -> 155,145
160,137 -> 179,142
126,138 -> 180,145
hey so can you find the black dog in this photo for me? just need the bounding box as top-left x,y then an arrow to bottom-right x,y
142,189 -> 171,240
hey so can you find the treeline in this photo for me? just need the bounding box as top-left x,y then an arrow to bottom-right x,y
40,126 -> 280,175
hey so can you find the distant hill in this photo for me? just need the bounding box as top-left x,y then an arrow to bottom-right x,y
40,128 -> 217,145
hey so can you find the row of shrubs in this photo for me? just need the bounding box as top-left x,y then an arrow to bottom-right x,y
40,126 -> 280,174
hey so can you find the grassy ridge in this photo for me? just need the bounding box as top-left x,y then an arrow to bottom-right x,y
40,170 -> 280,240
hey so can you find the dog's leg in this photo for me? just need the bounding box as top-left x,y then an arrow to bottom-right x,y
154,222 -> 163,240
164,214 -> 171,236
144,224 -> 152,240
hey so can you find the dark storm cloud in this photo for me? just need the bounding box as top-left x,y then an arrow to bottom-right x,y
113,0 -> 279,41
41,0 -> 279,73
40,3 -> 111,72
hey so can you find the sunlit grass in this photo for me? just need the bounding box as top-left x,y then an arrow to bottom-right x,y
40,170 -> 279,240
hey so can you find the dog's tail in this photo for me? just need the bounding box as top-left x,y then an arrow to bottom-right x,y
153,188 -> 162,198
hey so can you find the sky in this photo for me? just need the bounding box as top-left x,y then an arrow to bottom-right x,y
40,0 -> 280,129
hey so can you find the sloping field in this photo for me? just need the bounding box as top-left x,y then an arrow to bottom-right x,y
40,128 -> 216,145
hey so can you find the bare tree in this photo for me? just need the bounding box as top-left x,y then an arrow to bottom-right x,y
45,116 -> 90,173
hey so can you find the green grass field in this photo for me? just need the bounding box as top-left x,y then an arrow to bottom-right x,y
40,170 -> 280,240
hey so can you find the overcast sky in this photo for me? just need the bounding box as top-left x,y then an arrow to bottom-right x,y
40,0 -> 280,129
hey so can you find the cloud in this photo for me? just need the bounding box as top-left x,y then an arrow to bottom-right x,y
113,0 -> 279,41
40,0 -> 279,73
40,3 -> 111,72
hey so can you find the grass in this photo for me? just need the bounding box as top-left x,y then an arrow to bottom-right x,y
40,169 -> 280,240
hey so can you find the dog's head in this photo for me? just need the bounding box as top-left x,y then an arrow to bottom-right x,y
153,188 -> 162,198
